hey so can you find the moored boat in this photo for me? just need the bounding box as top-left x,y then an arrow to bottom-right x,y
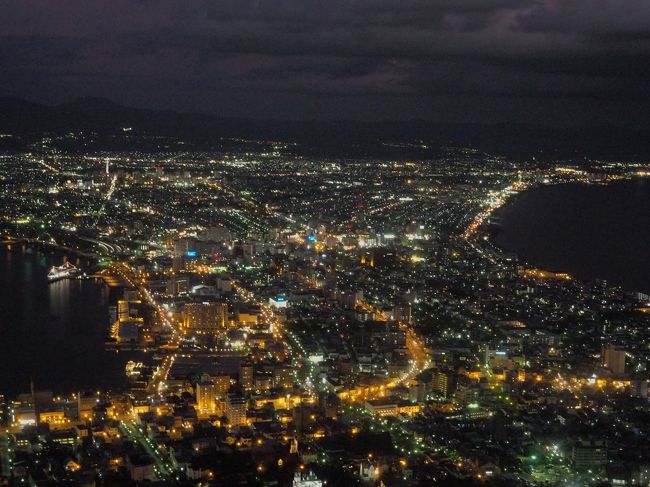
47,261 -> 80,282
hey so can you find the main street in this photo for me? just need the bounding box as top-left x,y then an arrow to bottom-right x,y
119,419 -> 178,481
102,262 -> 180,396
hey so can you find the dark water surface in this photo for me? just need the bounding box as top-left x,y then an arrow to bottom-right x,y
0,245 -> 131,398
493,178 -> 650,294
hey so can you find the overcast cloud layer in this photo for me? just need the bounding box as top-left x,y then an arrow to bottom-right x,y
0,0 -> 649,125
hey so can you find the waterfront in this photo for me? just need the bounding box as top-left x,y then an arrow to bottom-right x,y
493,177 -> 650,295
0,244 -> 131,398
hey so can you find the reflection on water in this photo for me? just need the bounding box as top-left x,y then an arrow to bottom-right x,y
0,245 -> 133,398
49,278 -> 73,328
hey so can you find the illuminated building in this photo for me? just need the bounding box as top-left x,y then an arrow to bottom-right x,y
268,295 -> 288,308
446,404 -> 493,421
117,299 -> 141,321
603,344 -> 626,375
39,410 -> 66,425
365,398 -> 398,417
398,402 -> 422,416
196,380 -> 218,414
454,379 -> 479,407
239,361 -> 254,391
190,284 -> 217,297
293,470 -> 323,487
431,370 -> 453,398
213,375 -> 231,396
225,393 -> 247,426
247,333 -> 268,349
237,310 -> 259,326
166,276 -> 189,295
77,396 -> 98,422
195,375 -> 230,415
408,379 -> 427,403
183,302 -> 228,333
254,372 -> 273,392
252,394 -> 304,410
14,405 -> 36,427
50,430 -> 78,447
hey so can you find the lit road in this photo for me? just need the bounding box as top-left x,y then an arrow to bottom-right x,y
231,281 -> 318,394
119,419 -> 178,481
103,262 -> 180,396
347,300 -> 431,395
0,433 -> 13,478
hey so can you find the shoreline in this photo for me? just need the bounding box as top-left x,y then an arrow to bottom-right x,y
476,176 -> 650,296
0,245 -> 133,400
1,236 -> 99,261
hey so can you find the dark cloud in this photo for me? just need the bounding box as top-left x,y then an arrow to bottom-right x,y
0,0 -> 648,125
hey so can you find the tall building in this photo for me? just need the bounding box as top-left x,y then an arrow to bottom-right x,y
183,302 -> 227,333
239,361 -> 254,391
196,380 -> 218,414
432,370 -> 454,399
225,393 -> 247,426
603,344 -> 626,375
166,277 -> 189,296
213,375 -> 231,396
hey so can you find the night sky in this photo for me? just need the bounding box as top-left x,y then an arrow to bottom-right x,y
1,0 -> 649,126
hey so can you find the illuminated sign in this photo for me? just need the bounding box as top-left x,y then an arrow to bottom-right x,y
307,235 -> 316,241
186,251 -> 197,257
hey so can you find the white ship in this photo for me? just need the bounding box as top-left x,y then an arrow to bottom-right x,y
47,261 -> 80,282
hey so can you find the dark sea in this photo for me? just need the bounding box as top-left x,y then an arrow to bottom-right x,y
0,244 -> 132,398
493,177 -> 650,295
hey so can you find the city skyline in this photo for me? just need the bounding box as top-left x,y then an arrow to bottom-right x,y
2,1 -> 650,486
1,134 -> 649,486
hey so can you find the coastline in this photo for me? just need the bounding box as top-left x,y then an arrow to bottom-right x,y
476,176 -> 650,296
1,236 -> 99,261
0,245 -> 131,399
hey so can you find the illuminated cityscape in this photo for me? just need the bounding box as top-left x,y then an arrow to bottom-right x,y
2,1 -> 650,486
0,130 -> 649,486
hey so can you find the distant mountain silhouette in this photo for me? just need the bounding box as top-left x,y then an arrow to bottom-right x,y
1,97 -> 649,159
